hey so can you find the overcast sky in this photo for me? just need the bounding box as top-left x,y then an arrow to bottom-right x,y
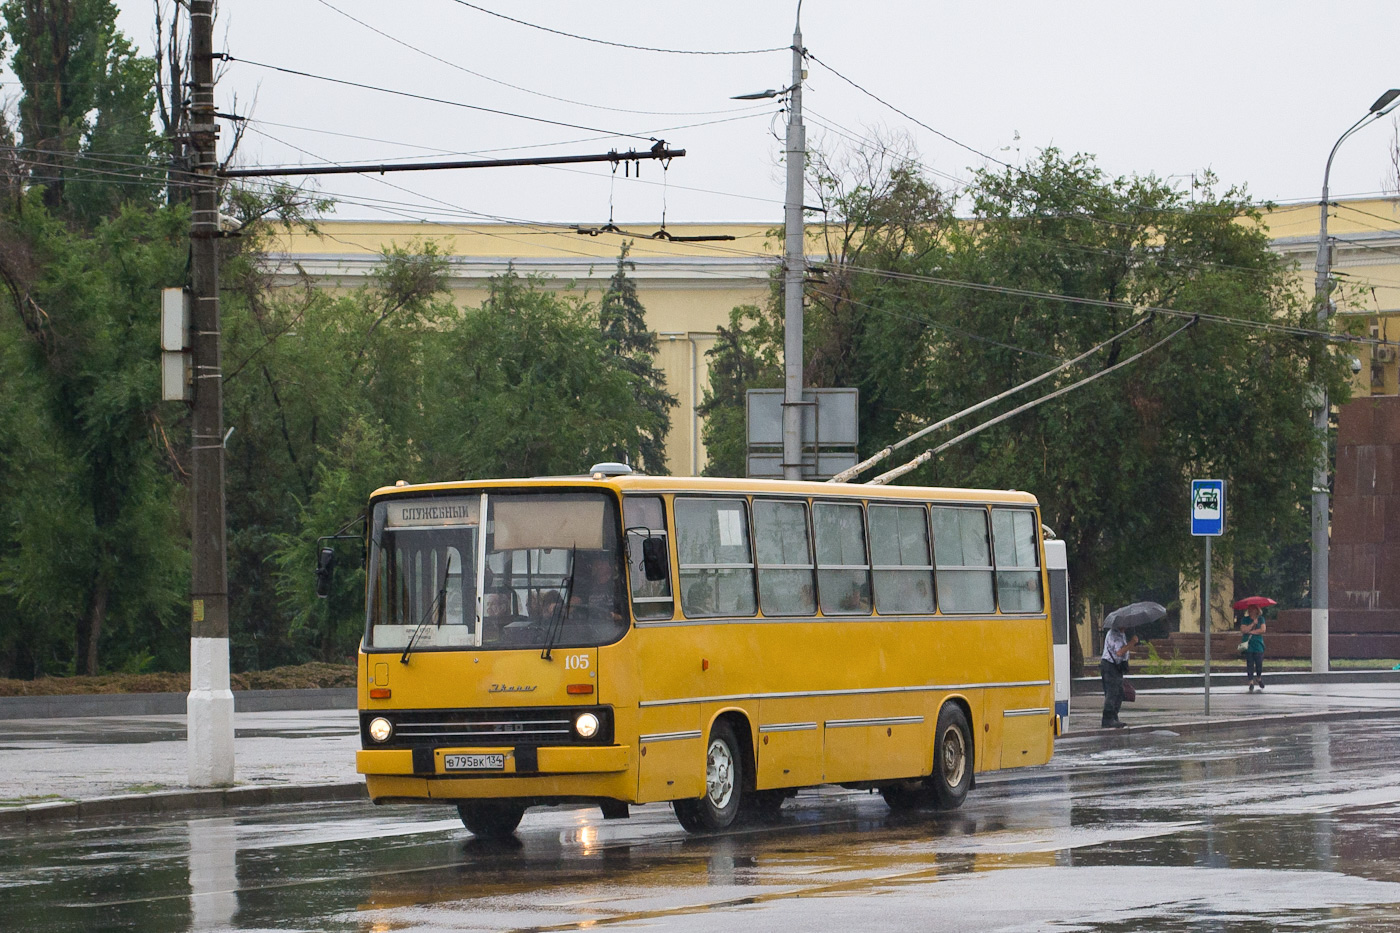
113,1 -> 1400,226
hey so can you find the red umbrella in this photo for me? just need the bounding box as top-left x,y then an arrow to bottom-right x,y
1232,596 -> 1277,611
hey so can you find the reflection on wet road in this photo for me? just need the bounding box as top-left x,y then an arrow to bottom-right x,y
4,719 -> 1400,931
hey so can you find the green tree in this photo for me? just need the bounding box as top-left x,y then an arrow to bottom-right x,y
1,0 -> 160,220
221,237 -> 449,667
699,144 -> 1350,614
254,264 -> 670,661
919,151 -> 1347,611
598,242 -> 676,473
696,305 -> 780,477
0,196 -> 190,675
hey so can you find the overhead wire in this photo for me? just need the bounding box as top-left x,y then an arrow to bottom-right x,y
805,51 -> 1009,169
444,0 -> 788,55
312,0 -> 777,117
225,56 -> 661,141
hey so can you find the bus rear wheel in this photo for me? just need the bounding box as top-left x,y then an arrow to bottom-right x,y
674,721 -> 743,833
930,704 -> 972,810
458,801 -> 526,839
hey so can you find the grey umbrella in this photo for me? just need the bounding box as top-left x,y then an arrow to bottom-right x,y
1103,601 -> 1167,631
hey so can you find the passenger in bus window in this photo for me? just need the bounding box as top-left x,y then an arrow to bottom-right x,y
838,581 -> 872,613
483,592 -> 511,644
535,589 -> 563,621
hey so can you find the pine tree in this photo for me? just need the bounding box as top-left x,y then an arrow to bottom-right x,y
598,242 -> 676,473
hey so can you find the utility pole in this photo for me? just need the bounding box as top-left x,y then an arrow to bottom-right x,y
1310,180 -> 1332,676
187,0 -> 234,786
780,11 -> 806,481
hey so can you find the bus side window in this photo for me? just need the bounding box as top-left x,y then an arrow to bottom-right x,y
868,504 -> 935,614
754,499 -> 816,615
930,507 -> 995,614
624,496 -> 674,620
813,502 -> 872,615
675,498 -> 757,618
992,508 -> 1043,612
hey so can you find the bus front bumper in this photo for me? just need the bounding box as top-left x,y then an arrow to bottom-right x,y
358,745 -> 633,802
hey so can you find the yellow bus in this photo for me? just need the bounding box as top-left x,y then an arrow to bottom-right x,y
351,464 -> 1056,837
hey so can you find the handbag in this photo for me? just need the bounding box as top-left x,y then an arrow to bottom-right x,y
1238,638 -> 1250,653
1122,679 -> 1136,703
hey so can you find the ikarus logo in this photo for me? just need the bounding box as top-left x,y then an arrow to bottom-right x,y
488,684 -> 538,694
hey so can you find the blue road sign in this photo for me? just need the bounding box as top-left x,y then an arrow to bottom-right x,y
1191,479 -> 1225,536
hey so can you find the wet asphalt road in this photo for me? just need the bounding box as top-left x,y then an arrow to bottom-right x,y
4,718 -> 1400,932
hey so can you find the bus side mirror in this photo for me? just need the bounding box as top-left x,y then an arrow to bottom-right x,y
641,538 -> 669,582
314,547 -> 337,598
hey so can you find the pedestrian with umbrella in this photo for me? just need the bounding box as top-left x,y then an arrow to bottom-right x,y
1234,596 -> 1275,692
1100,601 -> 1166,728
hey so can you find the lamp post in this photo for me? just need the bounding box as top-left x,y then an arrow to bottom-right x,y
1310,88 -> 1400,674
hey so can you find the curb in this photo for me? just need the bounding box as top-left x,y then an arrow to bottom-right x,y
0,780 -> 368,828
1070,669 -> 1400,697
1056,705 -> 1400,748
0,688 -> 357,720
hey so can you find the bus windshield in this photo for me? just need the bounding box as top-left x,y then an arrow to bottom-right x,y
365,491 -> 626,651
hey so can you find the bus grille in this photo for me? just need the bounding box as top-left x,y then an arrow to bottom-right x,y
360,706 -> 613,748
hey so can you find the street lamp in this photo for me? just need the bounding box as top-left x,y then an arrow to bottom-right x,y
1310,88 -> 1400,673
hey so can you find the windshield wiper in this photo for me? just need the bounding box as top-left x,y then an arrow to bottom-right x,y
401,562 -> 450,664
541,544 -> 577,661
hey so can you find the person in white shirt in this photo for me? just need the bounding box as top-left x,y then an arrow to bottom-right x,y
1100,627 -> 1138,728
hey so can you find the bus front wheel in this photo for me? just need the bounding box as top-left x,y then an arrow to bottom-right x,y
930,704 -> 973,810
458,800 -> 526,839
674,721 -> 743,832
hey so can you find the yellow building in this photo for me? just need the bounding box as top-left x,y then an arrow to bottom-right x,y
263,197 -> 1400,475
1264,197 -> 1400,397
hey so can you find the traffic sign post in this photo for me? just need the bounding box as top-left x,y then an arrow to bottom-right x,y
1191,480 -> 1226,716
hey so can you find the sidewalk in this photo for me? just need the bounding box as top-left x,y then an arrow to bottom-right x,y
0,709 -> 363,825
4,678 -> 1400,825
1064,679 -> 1400,738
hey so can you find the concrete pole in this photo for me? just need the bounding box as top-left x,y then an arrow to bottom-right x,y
187,0 -> 234,786
1310,176 -> 1331,675
780,15 -> 806,480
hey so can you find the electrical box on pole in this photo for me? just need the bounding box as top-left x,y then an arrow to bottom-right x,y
160,287 -> 192,402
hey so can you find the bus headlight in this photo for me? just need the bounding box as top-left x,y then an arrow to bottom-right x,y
574,712 -> 600,739
368,717 -> 394,743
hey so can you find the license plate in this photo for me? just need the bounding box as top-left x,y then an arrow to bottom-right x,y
443,753 -> 505,771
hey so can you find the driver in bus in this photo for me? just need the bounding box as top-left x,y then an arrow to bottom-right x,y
569,551 -> 624,628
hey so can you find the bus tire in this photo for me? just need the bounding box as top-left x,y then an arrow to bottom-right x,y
673,721 -> 743,832
930,704 -> 973,810
458,801 -> 526,839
